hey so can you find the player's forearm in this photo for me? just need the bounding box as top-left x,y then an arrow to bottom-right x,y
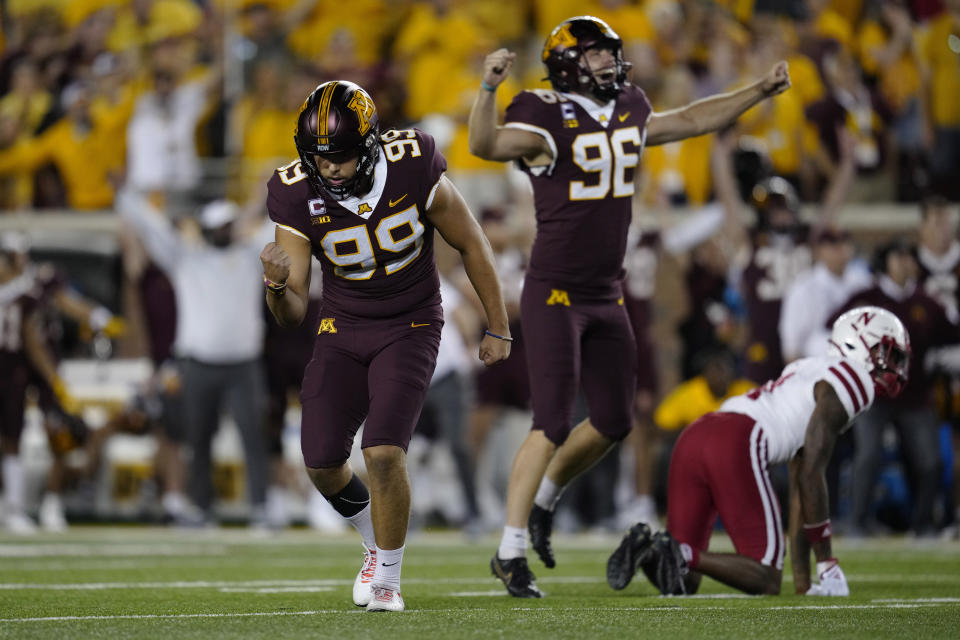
23,316 -> 59,387
468,89 -> 501,160
459,240 -> 510,335
675,82 -> 768,139
788,460 -> 813,593
799,466 -> 833,561
265,288 -> 308,328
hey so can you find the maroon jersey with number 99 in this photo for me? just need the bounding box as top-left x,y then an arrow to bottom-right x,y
267,128 -> 446,319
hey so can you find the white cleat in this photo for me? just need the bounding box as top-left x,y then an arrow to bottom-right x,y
5,511 -> 37,535
39,494 -> 68,532
365,586 -> 404,612
353,545 -> 376,606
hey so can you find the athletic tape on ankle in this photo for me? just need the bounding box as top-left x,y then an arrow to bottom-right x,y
803,519 -> 832,544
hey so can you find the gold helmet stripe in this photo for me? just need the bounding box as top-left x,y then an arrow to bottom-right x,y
317,81 -> 339,140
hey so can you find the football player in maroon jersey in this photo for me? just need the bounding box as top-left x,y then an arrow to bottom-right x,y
261,81 -> 510,612
469,15 -> 791,597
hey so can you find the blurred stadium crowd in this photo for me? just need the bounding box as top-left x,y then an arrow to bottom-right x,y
0,0 -> 958,540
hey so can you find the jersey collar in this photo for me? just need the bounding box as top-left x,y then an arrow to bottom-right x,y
336,151 -> 388,220
561,92 -> 615,128
918,241 -> 960,274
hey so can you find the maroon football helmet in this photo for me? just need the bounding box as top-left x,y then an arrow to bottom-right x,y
542,16 -> 631,101
294,80 -> 380,200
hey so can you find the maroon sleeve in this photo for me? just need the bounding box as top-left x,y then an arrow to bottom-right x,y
412,128 -> 447,205
504,90 -> 553,127
266,164 -> 314,239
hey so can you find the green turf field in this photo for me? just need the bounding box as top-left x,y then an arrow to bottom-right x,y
0,527 -> 958,639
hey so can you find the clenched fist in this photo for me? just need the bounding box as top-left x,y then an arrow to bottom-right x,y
481,48 -> 516,90
761,61 -> 791,97
478,333 -> 511,367
260,242 -> 291,284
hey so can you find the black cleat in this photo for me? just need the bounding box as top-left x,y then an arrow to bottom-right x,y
528,504 -> 556,569
606,522 -> 654,590
649,531 -> 689,596
491,555 -> 544,598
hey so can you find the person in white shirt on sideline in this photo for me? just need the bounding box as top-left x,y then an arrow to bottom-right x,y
118,190 -> 274,527
779,227 -> 872,362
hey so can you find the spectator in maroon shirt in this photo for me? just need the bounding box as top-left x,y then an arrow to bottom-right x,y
829,239 -> 960,536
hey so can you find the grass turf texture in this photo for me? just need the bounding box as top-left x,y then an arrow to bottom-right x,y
0,527 -> 958,639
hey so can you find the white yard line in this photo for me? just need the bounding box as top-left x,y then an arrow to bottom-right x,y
3,602 -> 959,623
0,544 -> 227,557
3,573 -> 959,591
0,576 -> 604,591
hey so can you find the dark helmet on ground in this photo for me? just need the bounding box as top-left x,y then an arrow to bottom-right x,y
294,80 -> 380,200
542,16 -> 631,101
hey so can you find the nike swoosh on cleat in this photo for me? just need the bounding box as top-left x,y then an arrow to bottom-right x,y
389,194 -> 407,207
410,322 -> 430,328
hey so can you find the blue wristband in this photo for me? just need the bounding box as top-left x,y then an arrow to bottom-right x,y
480,80 -> 497,92
484,329 -> 513,342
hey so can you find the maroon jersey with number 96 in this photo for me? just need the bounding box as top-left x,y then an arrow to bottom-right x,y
503,85 -> 652,300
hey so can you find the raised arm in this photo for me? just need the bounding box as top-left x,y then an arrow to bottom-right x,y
817,128 -> 857,230
260,226 -> 312,328
115,189 -> 183,273
468,48 -> 552,164
646,62 -> 791,146
426,176 -> 511,367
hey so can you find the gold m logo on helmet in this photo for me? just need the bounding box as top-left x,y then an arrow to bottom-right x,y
543,24 -> 577,60
318,318 -> 338,334
546,289 -> 571,306
348,90 -> 376,136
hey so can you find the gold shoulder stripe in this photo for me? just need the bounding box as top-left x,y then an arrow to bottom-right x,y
318,81 -> 338,139
275,223 -> 310,242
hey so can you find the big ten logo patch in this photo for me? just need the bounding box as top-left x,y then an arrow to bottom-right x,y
318,317 -> 338,334
546,289 -> 571,306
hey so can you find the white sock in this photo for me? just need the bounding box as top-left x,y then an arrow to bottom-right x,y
497,525 -> 528,560
162,492 -> 188,517
372,545 -> 404,591
347,503 -> 376,550
2,455 -> 25,513
533,476 -> 564,511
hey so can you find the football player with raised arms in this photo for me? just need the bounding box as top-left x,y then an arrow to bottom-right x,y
468,15 -> 791,597
607,307 -> 911,597
260,81 -> 511,612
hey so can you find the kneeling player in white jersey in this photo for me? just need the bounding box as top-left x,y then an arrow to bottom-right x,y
607,306 -> 910,596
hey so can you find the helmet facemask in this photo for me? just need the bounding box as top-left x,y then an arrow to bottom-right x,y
868,336 -> 910,398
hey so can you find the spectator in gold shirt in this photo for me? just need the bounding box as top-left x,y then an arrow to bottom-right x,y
654,347 -> 757,434
0,80 -> 126,210
919,0 -> 960,198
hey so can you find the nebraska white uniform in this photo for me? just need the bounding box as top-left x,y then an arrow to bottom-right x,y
666,356 -> 875,568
